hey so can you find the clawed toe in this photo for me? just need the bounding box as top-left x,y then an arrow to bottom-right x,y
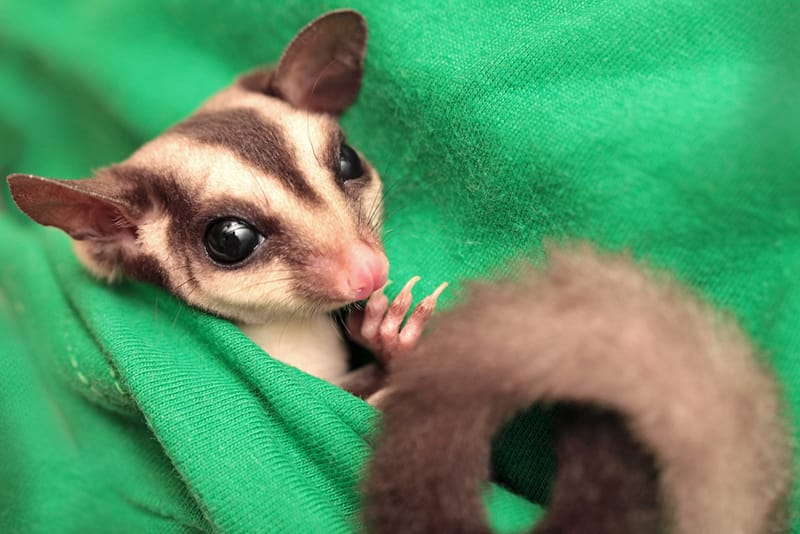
347,277 -> 447,364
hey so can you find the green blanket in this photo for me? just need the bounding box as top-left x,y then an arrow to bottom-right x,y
1,1 -> 797,532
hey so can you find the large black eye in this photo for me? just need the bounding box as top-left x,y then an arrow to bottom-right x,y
204,218 -> 263,265
338,143 -> 364,181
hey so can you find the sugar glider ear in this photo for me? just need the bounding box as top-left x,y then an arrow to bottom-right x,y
7,174 -> 138,242
268,9 -> 367,115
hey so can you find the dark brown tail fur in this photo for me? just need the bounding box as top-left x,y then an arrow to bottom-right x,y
362,244 -> 793,534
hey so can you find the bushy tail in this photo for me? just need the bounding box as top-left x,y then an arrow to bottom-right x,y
363,244 -> 793,534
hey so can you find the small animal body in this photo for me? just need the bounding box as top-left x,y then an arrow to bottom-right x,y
363,244 -> 793,534
7,10 -> 445,397
10,10 -> 791,532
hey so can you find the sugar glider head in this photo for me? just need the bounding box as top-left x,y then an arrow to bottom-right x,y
7,10 -> 389,323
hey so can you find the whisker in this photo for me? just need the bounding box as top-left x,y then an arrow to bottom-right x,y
171,282 -> 201,327
381,226 -> 398,239
251,169 -> 273,214
227,277 -> 298,294
171,274 -> 198,293
307,112 -> 324,168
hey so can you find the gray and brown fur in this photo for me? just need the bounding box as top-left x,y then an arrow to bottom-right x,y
364,244 -> 793,533
9,10 -> 380,324
7,11 -> 392,384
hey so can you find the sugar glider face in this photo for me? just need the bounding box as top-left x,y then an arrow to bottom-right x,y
7,10 -> 389,324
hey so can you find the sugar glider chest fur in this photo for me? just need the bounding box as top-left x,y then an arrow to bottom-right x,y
6,10 -> 794,534
7,10 -> 445,397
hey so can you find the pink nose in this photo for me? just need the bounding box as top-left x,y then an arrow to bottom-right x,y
342,241 -> 389,300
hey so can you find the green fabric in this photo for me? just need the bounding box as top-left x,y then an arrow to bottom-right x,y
0,1 -> 797,532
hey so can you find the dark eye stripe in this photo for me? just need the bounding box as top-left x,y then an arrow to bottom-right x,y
171,108 -> 322,205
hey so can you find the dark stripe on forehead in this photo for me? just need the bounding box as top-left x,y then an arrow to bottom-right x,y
106,165 -> 192,218
104,164 -> 199,293
171,108 -> 321,204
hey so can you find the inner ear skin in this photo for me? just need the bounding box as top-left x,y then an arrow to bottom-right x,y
267,10 -> 367,115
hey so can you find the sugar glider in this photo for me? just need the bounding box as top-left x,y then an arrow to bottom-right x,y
7,10 -> 445,397
363,244 -> 793,533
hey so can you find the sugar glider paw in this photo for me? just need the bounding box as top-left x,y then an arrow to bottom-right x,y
347,277 -> 448,363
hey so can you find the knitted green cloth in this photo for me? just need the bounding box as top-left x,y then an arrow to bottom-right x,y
0,1 -> 797,532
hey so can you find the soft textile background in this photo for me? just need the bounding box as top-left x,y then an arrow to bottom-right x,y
0,1 -> 797,532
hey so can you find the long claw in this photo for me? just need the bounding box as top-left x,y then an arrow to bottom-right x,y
379,276 -> 420,343
360,286 -> 389,343
396,282 -> 449,353
345,277 -> 447,368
